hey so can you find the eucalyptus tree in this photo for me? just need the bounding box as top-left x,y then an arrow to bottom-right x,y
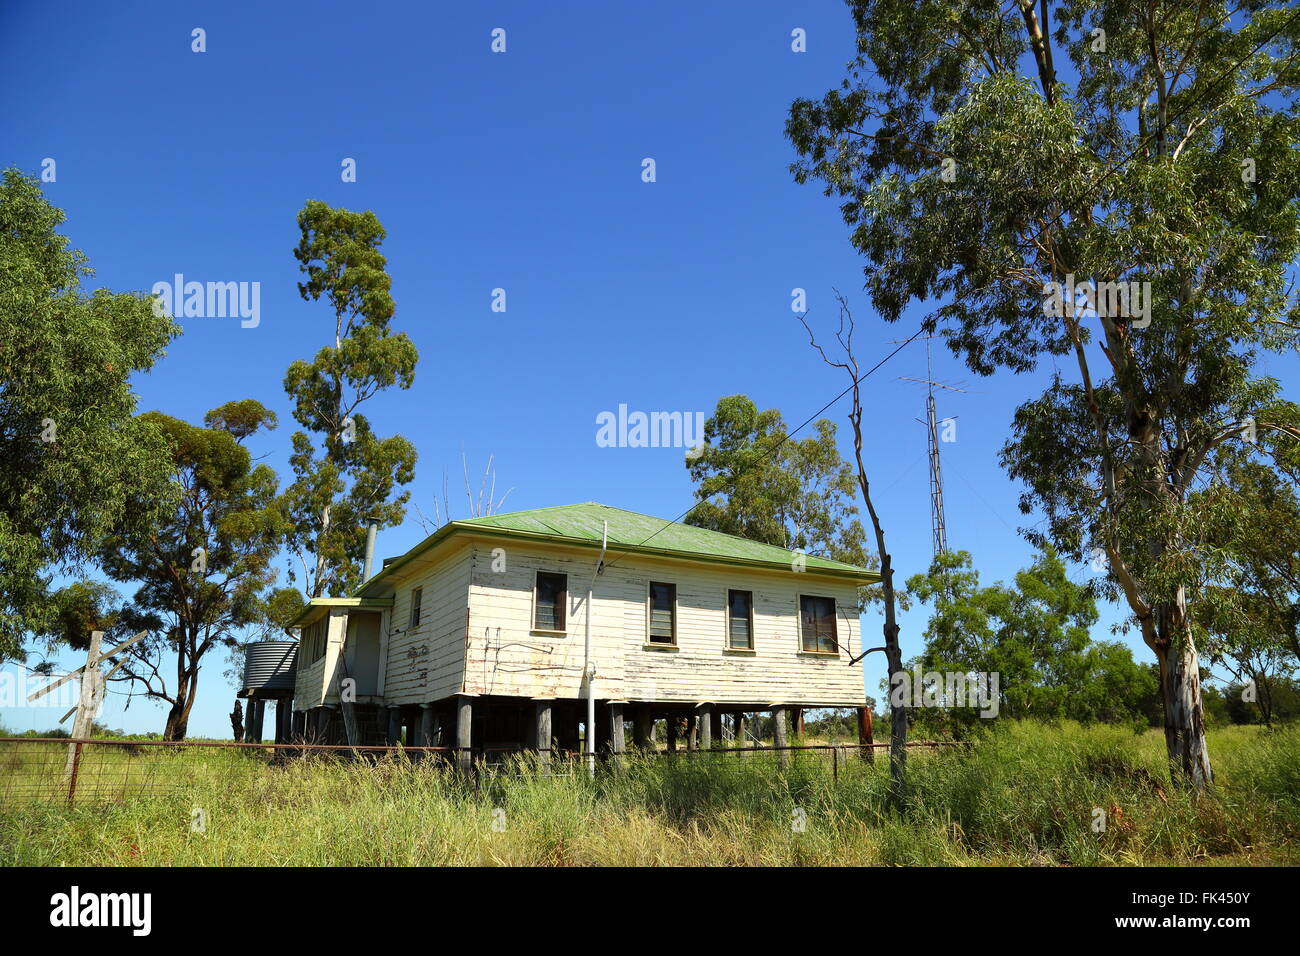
1193,455 -> 1300,724
685,394 -> 869,568
0,169 -> 178,660
906,547 -> 1158,731
281,201 -> 418,598
788,0 -> 1300,786
94,401 -> 286,740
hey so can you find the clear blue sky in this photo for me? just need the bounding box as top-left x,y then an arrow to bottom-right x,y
3,1 -> 1282,737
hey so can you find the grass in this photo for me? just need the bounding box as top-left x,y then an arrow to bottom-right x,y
1,721 -> 1296,866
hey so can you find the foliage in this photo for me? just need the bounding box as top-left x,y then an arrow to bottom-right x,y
787,0 -> 1300,785
904,548 -> 1158,733
280,201 -> 418,598
1192,457 -> 1300,724
0,168 -> 178,660
84,402 -> 286,739
686,394 -> 869,565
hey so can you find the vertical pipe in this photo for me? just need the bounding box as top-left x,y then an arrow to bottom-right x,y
584,521 -> 607,779
362,515 -> 380,582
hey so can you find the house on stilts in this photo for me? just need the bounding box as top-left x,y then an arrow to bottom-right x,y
243,503 -> 877,762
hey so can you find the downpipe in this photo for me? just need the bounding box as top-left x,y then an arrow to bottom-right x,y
584,520 -> 607,779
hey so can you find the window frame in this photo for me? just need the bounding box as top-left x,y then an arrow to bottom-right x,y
725,588 -> 755,651
532,570 -> 569,634
645,580 -> 678,647
797,593 -> 839,655
409,586 -> 423,629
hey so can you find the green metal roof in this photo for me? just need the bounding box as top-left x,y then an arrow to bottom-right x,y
358,502 -> 878,595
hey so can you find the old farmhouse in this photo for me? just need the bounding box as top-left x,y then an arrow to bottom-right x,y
247,503 -> 877,762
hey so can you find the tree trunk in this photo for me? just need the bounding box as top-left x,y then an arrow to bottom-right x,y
853,395 -> 908,807
163,668 -> 199,741
164,701 -> 188,741
312,502 -> 332,598
800,301 -> 909,806
1149,594 -> 1212,786
878,547 -> 909,807
230,699 -> 245,742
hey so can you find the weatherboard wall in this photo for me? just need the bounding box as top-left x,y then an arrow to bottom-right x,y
379,542 -> 472,706
461,539 -> 867,707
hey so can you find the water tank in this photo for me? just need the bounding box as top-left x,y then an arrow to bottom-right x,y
242,641 -> 298,694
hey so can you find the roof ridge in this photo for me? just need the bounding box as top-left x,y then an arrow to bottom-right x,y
462,501 -> 864,571
458,502 -> 595,523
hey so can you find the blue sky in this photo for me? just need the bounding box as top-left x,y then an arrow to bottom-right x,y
2,1 -> 1281,737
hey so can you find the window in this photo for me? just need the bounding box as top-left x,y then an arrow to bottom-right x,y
799,595 -> 838,654
648,582 -> 676,645
409,587 -> 423,629
534,571 -> 567,631
727,589 -> 754,650
302,619 -> 326,663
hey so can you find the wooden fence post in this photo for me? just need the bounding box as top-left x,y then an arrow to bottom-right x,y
858,706 -> 874,764
64,630 -> 104,796
773,706 -> 789,768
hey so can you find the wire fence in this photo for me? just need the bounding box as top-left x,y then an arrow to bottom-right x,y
0,737 -> 970,808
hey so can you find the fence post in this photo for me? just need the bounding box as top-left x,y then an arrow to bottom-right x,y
858,706 -> 874,764
773,706 -> 789,769
63,629 -> 104,798
66,741 -> 83,806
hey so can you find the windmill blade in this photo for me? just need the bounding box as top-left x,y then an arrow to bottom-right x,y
96,630 -> 149,663
26,631 -> 147,702
27,665 -> 86,703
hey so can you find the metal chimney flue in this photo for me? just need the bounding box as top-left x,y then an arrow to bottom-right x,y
362,515 -> 381,581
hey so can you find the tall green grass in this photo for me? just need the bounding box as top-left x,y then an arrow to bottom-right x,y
1,722 -> 1295,866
